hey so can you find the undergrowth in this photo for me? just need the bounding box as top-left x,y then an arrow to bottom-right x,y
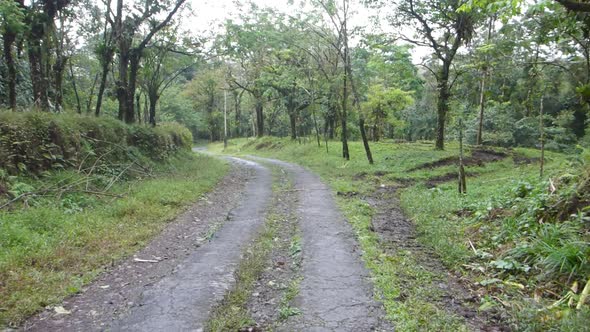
211,137 -> 589,330
402,149 -> 590,331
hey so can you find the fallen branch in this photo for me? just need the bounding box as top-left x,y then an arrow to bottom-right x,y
133,258 -> 160,263
468,239 -> 478,254
81,190 -> 125,198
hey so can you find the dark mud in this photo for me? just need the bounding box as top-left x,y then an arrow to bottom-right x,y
367,184 -> 507,332
409,149 -> 508,172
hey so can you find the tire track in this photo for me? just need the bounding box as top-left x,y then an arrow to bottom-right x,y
249,157 -> 392,332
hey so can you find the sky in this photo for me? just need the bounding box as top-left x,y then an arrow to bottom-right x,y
189,0 -> 431,62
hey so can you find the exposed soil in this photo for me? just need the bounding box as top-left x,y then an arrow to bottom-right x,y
366,184 -> 508,332
255,141 -> 283,150
512,155 -> 540,165
425,172 -> 458,188
408,149 -> 508,172
424,171 -> 479,189
22,158 -> 267,331
336,190 -> 359,197
353,170 -> 390,181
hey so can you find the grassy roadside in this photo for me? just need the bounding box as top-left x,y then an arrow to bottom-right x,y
0,152 -> 227,327
209,137 -> 588,330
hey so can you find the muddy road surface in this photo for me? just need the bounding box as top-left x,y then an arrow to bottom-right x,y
23,153 -> 390,331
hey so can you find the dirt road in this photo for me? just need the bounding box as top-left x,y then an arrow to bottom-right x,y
23,154 -> 389,331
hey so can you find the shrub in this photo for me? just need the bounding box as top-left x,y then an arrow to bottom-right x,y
0,112 -> 193,175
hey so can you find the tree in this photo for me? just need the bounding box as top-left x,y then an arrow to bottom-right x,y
113,0 -> 187,123
382,0 -> 476,150
139,27 -> 196,126
0,0 -> 25,111
476,15 -> 496,145
361,84 -> 414,141
25,0 -> 73,111
185,66 -> 224,141
315,0 -> 373,163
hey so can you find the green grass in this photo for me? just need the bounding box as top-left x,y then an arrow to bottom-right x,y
339,197 -> 468,331
210,137 -> 584,331
0,152 -> 228,327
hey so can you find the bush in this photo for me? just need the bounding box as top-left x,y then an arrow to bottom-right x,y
0,112 -> 193,175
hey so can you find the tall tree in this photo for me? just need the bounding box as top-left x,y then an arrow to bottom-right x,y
0,0 -> 25,111
139,27 -> 195,126
315,0 -> 374,162
223,6 -> 281,137
381,0 -> 476,150
25,0 -> 72,111
113,0 -> 187,123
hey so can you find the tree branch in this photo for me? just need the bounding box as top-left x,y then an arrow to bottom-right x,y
555,0 -> 590,12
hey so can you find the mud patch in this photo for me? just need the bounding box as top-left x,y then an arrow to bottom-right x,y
409,149 -> 508,172
336,191 -> 358,197
425,173 -> 457,189
512,154 -> 540,165
366,185 -> 507,331
353,170 -> 390,181
255,141 -> 283,150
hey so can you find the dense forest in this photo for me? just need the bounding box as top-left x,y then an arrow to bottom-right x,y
1,0 -> 589,154
2,0 -> 590,331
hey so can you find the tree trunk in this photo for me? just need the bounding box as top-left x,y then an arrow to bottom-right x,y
95,51 -> 113,116
116,39 -> 130,121
255,98 -> 264,138
3,31 -> 17,110
68,59 -> 82,114
124,50 -> 141,123
136,93 -> 141,124
373,124 -> 379,142
86,73 -> 99,114
289,110 -> 297,140
329,113 -> 335,139
234,90 -> 242,137
53,55 -> 67,111
540,93 -> 545,177
341,85 -> 350,160
342,14 -> 371,163
28,39 -> 49,111
144,94 -> 149,124
476,75 -> 486,145
311,89 -> 321,148
435,63 -> 451,150
149,94 -> 158,127
359,116 -> 373,164
476,16 -> 494,146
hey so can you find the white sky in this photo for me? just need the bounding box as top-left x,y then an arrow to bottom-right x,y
189,0 -> 430,62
